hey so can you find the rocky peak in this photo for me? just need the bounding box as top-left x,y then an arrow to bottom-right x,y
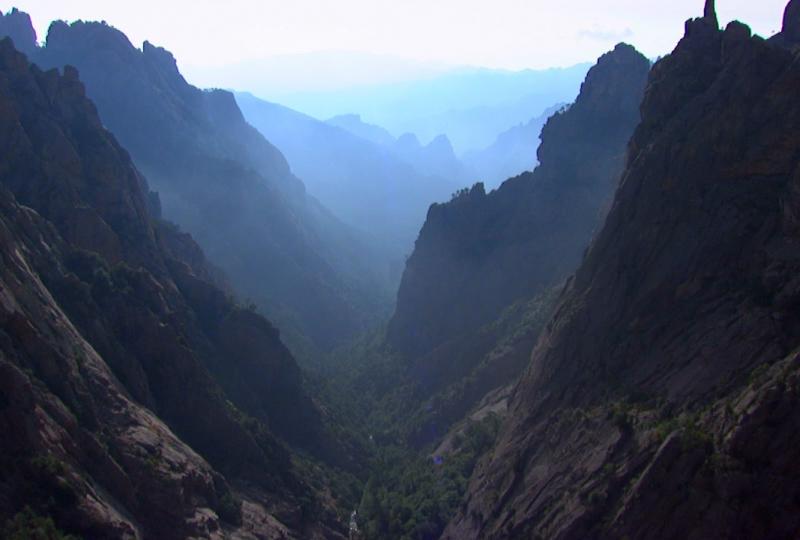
396,132 -> 422,150
427,133 -> 454,152
142,40 -> 177,70
579,43 -> 648,94
704,0 -> 719,27
444,3 -> 800,538
684,0 -> 721,40
782,0 -> 800,42
0,7 -> 36,57
45,19 -> 136,61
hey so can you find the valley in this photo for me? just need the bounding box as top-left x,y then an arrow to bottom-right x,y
1,1 -> 799,539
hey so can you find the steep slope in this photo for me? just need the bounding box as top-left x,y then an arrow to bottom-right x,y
388,43 -> 651,360
0,12 -> 389,355
235,92 -> 461,262
445,3 -> 800,538
0,38 -> 349,539
462,104 -> 562,190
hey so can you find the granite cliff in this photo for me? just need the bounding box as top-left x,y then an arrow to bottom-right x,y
444,2 -> 800,538
0,38 -> 351,539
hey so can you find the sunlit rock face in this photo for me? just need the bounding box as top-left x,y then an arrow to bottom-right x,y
444,4 -> 800,539
0,37 -> 347,539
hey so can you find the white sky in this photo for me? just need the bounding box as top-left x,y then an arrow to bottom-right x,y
7,0 -> 788,86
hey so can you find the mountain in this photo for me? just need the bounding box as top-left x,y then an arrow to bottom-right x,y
267,63 -> 592,154
326,113 -> 470,182
0,37 -> 353,539
462,103 -> 563,190
330,46 -> 650,538
392,132 -> 468,182
444,3 -> 800,538
0,12 -> 390,358
388,43 -> 651,361
326,113 -> 396,147
235,92 -> 463,263
0,7 -> 33,56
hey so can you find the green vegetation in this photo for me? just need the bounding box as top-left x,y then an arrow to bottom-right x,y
2,507 -> 80,540
356,415 -> 500,540
27,455 -> 78,509
216,491 -> 243,525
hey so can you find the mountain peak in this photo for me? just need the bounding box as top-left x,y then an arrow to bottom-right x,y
396,132 -> 422,149
704,0 -> 719,27
783,0 -> 800,41
0,7 -> 36,57
143,40 -> 179,71
558,42 -> 648,138
427,134 -> 454,152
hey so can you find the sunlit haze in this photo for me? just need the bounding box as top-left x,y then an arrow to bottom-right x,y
9,0 -> 787,92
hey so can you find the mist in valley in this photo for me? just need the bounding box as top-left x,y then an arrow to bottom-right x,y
0,1 -> 797,539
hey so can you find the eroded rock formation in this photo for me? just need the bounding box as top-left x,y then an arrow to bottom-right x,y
444,5 -> 800,538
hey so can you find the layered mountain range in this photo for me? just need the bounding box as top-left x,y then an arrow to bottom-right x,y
269,63 -> 591,154
444,2 -> 800,537
234,93 -> 462,264
0,11 -> 391,358
0,37 -> 356,539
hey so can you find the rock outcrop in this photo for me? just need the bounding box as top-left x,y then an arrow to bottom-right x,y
388,43 -> 650,360
0,8 -> 35,56
444,4 -> 800,538
772,0 -> 800,48
0,38 -> 346,539
0,12 -> 390,355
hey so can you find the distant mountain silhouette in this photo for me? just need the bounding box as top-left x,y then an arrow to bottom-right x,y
268,64 -> 592,154
236,92 -> 464,269
327,113 -> 471,185
463,103 -> 563,190
326,113 -> 396,147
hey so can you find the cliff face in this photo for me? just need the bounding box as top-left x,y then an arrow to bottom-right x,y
388,44 -> 650,360
0,13 -> 390,355
444,4 -> 800,539
0,39 -> 346,539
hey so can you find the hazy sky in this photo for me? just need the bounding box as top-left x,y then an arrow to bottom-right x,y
8,0 -> 788,89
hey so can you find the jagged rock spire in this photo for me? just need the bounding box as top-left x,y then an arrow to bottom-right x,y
704,0 -> 719,28
783,0 -> 800,41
